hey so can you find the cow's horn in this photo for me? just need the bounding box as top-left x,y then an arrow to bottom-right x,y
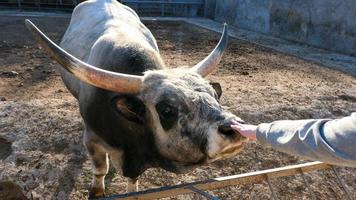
25,19 -> 143,94
191,23 -> 228,77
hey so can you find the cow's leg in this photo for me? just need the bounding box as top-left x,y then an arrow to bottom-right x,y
127,178 -> 138,192
84,129 -> 109,198
109,150 -> 139,193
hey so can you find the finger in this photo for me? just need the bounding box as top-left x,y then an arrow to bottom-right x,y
234,117 -> 245,124
231,120 -> 240,125
231,121 -> 244,127
230,124 -> 243,130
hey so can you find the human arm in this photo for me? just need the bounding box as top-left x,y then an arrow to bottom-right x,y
232,113 -> 356,167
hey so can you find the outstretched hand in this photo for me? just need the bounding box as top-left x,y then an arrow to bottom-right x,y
231,121 -> 257,141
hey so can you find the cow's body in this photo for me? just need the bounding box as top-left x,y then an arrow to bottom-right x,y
59,0 -> 171,194
26,0 -> 247,197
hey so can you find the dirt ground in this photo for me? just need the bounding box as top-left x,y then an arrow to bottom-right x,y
1,15 -> 356,200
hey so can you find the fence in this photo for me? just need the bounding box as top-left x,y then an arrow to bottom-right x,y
0,0 -> 206,16
123,0 -> 204,17
96,162 -> 354,200
0,0 -> 79,11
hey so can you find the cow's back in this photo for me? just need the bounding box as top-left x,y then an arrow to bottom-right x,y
59,0 -> 161,98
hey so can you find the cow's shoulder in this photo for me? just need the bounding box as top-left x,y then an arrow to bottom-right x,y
73,0 -> 138,21
86,34 -> 165,74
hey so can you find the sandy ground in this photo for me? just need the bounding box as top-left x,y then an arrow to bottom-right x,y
1,16 -> 356,200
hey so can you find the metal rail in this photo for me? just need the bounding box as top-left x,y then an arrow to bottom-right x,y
122,0 -> 205,17
0,0 -> 76,11
0,0 -> 205,16
123,1 -> 203,5
95,161 -> 334,200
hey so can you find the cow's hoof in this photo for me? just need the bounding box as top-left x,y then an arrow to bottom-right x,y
89,187 -> 106,199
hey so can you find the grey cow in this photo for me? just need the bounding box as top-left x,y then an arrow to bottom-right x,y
26,0 -> 247,197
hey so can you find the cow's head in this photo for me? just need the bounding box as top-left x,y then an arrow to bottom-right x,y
25,20 -> 247,169
139,68 -> 247,167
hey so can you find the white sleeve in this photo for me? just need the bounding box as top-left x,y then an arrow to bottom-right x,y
256,113 -> 356,167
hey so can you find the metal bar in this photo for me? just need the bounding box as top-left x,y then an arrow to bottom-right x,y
4,0 -> 75,9
331,167 -> 354,200
187,186 -> 220,200
203,0 -> 207,18
298,169 -> 316,200
123,1 -> 204,5
98,162 -> 330,200
265,175 -> 278,200
17,0 -> 21,10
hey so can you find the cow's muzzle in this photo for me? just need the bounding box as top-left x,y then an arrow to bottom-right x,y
218,119 -> 245,140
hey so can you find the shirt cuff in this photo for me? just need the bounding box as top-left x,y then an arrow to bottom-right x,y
256,123 -> 272,147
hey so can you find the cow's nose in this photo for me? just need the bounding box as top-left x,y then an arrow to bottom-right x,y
218,121 -> 238,138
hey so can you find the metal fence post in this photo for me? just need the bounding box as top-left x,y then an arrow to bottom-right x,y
161,4 -> 164,17
332,167 -> 354,200
204,0 -> 207,18
298,169 -> 316,200
265,175 -> 278,200
17,0 -> 22,10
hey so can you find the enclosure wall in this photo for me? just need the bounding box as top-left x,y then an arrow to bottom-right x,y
214,0 -> 356,56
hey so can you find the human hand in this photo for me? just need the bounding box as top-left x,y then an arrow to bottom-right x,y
231,121 -> 257,141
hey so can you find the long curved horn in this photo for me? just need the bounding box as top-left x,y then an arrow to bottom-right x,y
25,19 -> 143,94
191,23 -> 228,77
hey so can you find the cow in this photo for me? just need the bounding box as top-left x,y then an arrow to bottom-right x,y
25,0 -> 247,198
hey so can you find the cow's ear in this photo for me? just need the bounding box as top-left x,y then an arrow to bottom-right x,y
114,96 -> 146,124
210,82 -> 222,99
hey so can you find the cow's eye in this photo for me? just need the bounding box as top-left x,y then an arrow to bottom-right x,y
161,106 -> 173,117
156,101 -> 178,130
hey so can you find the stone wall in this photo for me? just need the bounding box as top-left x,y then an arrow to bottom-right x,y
214,0 -> 356,56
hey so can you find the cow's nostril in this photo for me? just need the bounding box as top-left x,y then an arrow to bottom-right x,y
218,124 -> 236,137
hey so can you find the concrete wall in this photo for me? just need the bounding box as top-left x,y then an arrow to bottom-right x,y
214,0 -> 356,56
